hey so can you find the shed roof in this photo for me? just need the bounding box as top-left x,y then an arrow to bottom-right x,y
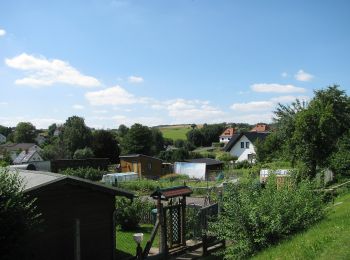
185,158 -> 223,166
150,186 -> 192,200
119,154 -> 163,161
12,170 -> 134,198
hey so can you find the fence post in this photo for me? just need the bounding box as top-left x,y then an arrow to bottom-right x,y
181,196 -> 186,246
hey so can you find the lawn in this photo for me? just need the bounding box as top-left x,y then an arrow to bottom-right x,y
116,224 -> 159,256
159,126 -> 191,140
253,191 -> 350,260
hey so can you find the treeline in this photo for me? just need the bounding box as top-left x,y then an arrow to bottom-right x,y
256,85 -> 350,178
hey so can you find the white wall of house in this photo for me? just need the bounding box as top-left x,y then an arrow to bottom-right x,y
219,136 -> 232,143
229,135 -> 256,162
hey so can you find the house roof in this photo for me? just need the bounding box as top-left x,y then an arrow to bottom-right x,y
224,132 -> 269,152
0,143 -> 38,152
219,127 -> 235,137
13,150 -> 41,164
119,154 -> 163,162
185,158 -> 223,166
150,186 -> 192,200
250,123 -> 270,133
12,170 -> 134,198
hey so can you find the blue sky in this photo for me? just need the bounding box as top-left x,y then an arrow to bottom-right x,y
1,0 -> 350,129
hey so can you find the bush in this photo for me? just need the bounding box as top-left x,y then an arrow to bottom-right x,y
210,176 -> 325,258
0,169 -> 41,259
115,197 -> 154,230
60,167 -> 104,181
73,147 -> 94,159
160,173 -> 189,182
216,152 -> 237,162
234,160 -> 252,169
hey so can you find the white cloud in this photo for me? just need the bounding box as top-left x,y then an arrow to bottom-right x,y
270,95 -> 310,103
93,110 -> 108,114
73,104 -> 85,110
85,85 -> 138,105
251,83 -> 306,93
295,70 -> 314,82
5,53 -> 101,87
230,101 -> 274,112
128,75 -> 144,84
0,28 -> 6,36
232,113 -> 274,124
0,101 -> 8,105
0,116 -> 64,128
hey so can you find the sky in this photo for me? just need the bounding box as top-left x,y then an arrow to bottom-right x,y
1,0 -> 350,129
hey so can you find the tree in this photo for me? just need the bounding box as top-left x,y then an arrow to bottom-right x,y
150,128 -> 165,155
73,147 -> 94,159
117,124 -> 129,138
330,130 -> 350,176
0,125 -> 12,138
200,123 -> 226,146
62,116 -> 92,157
91,129 -> 120,163
186,129 -> 204,147
47,123 -> 57,137
0,169 -> 40,259
121,123 -> 153,155
13,122 -> 36,143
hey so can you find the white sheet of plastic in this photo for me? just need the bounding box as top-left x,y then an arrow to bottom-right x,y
102,172 -> 138,185
174,162 -> 206,180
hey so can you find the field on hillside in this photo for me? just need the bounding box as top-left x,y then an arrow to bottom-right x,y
253,190 -> 350,260
158,125 -> 192,140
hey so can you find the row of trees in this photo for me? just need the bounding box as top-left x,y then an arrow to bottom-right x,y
256,85 -> 350,178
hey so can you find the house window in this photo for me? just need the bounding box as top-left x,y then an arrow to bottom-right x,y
246,142 -> 250,148
221,138 -> 224,140
241,142 -> 244,148
228,138 -> 231,140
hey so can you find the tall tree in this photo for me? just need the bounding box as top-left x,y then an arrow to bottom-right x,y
151,128 -> 165,155
0,125 -> 12,138
13,122 -> 36,143
62,116 -> 92,157
121,123 -> 153,155
91,130 -> 120,163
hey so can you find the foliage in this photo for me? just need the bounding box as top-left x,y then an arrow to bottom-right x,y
0,125 -> 12,138
0,169 -> 41,259
160,173 -> 189,182
91,129 -> 120,163
62,116 -> 92,157
210,176 -> 325,259
253,192 -> 350,260
150,128 -> 165,155
234,160 -> 252,169
40,137 -> 69,160
186,128 -> 204,147
121,123 -> 153,155
330,130 -> 350,176
216,152 -> 237,162
117,124 -> 129,138
13,122 -> 36,143
115,197 -> 154,231
158,148 -> 190,162
47,123 -> 57,137
60,167 -> 104,181
73,147 -> 94,159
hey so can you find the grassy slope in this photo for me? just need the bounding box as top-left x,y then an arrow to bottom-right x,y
253,192 -> 350,260
159,126 -> 191,140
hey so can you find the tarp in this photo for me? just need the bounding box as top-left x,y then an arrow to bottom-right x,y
174,162 -> 206,180
102,172 -> 138,185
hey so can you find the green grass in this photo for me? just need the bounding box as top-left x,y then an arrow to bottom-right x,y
253,192 -> 350,260
159,126 -> 191,140
116,224 -> 159,256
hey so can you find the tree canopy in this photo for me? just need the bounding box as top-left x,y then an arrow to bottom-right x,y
91,129 -> 120,163
121,123 -> 153,155
13,122 -> 36,143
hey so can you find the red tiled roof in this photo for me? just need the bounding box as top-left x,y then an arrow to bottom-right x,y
250,123 -> 270,132
220,127 -> 235,137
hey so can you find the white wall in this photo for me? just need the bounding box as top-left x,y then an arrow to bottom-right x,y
219,136 -> 231,143
229,135 -> 256,162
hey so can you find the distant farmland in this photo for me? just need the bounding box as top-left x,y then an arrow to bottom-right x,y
158,125 -> 192,140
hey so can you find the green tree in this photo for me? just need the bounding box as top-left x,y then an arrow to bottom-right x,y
0,169 -> 41,259
73,147 -> 94,159
13,122 -> 36,143
91,129 -> 120,163
330,130 -> 350,176
62,116 -> 92,157
186,128 -> 204,147
0,125 -> 12,138
150,128 -> 165,155
117,124 -> 129,138
47,123 -> 57,137
121,123 -> 153,155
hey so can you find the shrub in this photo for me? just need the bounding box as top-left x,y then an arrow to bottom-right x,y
0,169 -> 41,259
160,173 -> 189,182
115,197 -> 154,230
210,175 -> 325,258
73,147 -> 94,159
60,167 -> 104,181
216,152 -> 237,162
234,160 -> 252,169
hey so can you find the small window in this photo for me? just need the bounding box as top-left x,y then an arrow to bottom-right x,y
241,142 -> 244,148
228,138 -> 231,140
246,142 -> 250,148
221,138 -> 224,140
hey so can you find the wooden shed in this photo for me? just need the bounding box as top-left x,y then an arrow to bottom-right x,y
16,170 -> 134,260
119,154 -> 163,179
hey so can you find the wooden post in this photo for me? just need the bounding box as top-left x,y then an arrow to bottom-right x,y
181,196 -> 186,246
158,198 -> 167,255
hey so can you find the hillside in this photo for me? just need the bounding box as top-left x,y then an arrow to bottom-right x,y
253,191 -> 350,259
158,125 -> 193,140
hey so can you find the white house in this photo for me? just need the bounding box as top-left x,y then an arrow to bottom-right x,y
224,132 -> 269,162
0,133 -> 6,144
219,127 -> 236,144
0,143 -> 42,161
13,149 -> 43,164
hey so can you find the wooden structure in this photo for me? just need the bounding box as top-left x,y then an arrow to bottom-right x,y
144,186 -> 192,257
16,170 -> 134,260
120,154 -> 163,179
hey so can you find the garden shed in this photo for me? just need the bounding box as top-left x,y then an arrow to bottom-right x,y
15,170 -> 134,260
119,154 -> 163,179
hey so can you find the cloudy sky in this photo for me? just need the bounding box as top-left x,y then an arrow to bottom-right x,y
1,0 -> 349,129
